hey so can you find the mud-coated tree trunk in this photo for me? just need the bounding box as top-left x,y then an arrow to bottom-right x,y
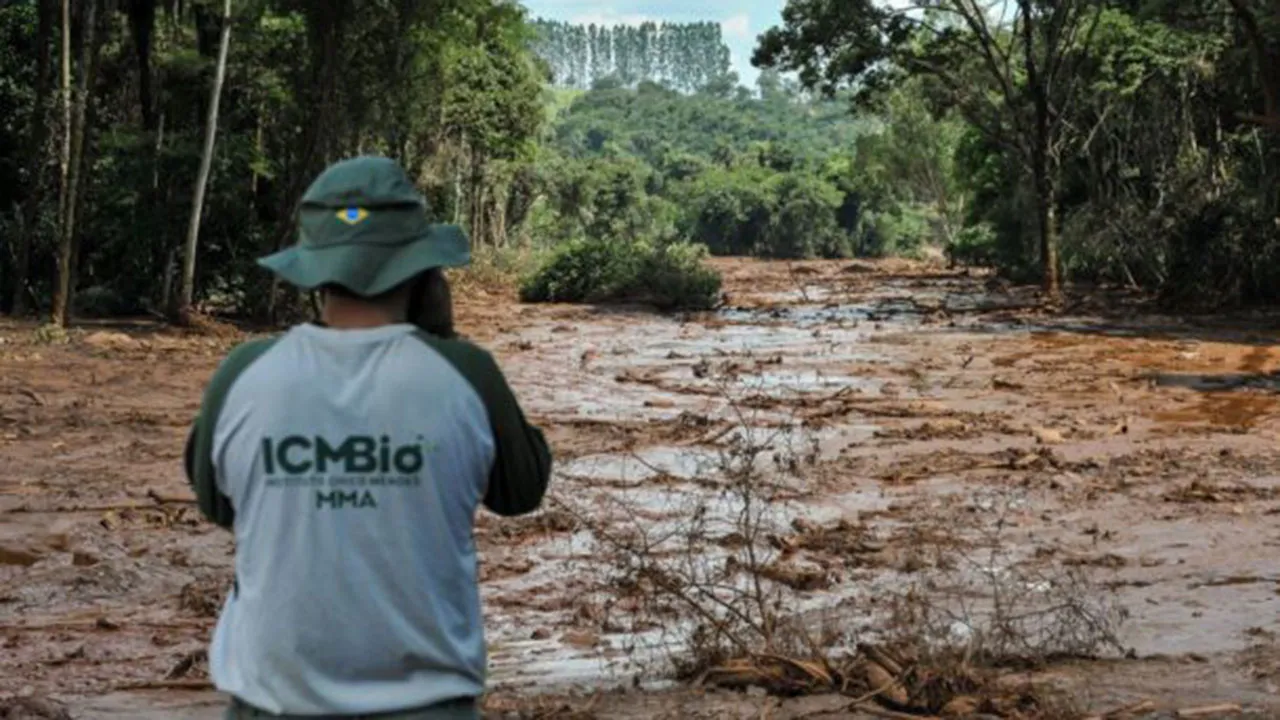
52,0 -> 98,328
11,0 -> 56,315
174,0 -> 232,324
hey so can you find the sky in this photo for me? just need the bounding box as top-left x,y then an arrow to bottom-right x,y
520,0 -> 787,87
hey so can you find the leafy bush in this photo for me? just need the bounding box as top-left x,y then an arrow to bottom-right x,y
520,237 -> 721,310
680,169 -> 853,260
945,223 -> 999,268
637,241 -> 724,310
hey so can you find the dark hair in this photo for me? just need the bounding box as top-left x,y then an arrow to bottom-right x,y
321,281 -> 409,304
321,268 -> 445,305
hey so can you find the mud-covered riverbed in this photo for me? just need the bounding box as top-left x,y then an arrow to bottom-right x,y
2,259 -> 1279,718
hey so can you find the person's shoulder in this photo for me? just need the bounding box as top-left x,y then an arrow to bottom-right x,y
210,334 -> 285,383
408,331 -> 506,381
409,330 -> 489,357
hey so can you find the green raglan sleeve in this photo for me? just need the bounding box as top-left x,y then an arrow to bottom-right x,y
184,338 -> 278,529
415,333 -> 552,517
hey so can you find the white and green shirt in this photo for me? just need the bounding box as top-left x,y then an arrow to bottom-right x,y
184,322 -> 551,715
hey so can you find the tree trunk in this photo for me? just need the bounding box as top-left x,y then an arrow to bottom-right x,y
68,4 -> 108,313
52,0 -> 97,328
1037,177 -> 1061,297
12,0 -> 56,315
1224,0 -> 1280,127
174,0 -> 232,324
128,0 -> 158,131
1019,0 -> 1061,297
468,150 -> 485,245
57,0 -> 70,228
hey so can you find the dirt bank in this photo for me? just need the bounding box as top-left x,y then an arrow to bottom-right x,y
2,259 -> 1278,718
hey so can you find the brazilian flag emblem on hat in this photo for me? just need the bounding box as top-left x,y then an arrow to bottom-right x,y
337,206 -> 369,225
257,156 -> 471,297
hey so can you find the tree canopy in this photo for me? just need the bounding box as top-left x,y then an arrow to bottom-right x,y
756,0 -> 1280,305
530,19 -> 732,92
3,0 -> 1279,319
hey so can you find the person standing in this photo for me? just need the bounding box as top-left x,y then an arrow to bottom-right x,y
184,156 -> 552,719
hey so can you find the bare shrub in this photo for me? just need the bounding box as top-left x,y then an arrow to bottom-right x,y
552,372 -> 824,683
883,488 -> 1129,671
553,367 -> 1124,717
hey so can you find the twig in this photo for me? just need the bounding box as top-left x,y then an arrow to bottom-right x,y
850,703 -> 939,720
1,618 -> 212,632
1082,698 -> 1157,720
17,387 -> 45,406
786,262 -> 813,303
1175,705 -> 1243,718
6,490 -> 196,514
842,665 -> 917,705
114,679 -> 214,691
147,488 -> 197,504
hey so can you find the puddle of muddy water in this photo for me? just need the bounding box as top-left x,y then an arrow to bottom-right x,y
720,304 -> 908,330
738,370 -> 881,394
560,447 -> 711,484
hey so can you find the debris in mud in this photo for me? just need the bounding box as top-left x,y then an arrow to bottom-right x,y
479,556 -> 535,582
993,376 -> 1026,391
179,576 -> 227,617
484,507 -> 578,542
754,561 -> 833,592
0,545 -> 43,567
165,648 -> 209,680
700,654 -> 846,697
0,697 -> 72,720
875,418 -> 977,442
1164,480 -> 1278,504
1063,553 -> 1129,569
770,519 -> 884,565
1031,426 -> 1067,445
482,693 -> 600,719
1175,704 -> 1243,718
561,631 -> 600,649
45,645 -> 85,666
82,331 -> 138,351
697,643 -> 1069,719
71,550 -> 99,567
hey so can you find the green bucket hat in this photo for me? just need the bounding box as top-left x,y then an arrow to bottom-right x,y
257,155 -> 469,297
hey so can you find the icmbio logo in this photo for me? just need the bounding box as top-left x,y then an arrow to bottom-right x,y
260,435 -> 435,510
262,435 -> 429,476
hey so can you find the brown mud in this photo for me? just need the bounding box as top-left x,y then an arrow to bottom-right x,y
2,258 -> 1279,718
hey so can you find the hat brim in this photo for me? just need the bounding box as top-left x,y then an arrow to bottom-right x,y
257,224 -> 470,296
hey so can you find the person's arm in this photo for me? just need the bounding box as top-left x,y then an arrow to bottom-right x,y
184,338 -> 279,529
415,333 -> 552,516
476,357 -> 552,517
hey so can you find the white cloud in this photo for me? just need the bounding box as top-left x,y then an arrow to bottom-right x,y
721,13 -> 751,40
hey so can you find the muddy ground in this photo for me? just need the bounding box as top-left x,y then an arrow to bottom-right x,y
2,259 -> 1279,719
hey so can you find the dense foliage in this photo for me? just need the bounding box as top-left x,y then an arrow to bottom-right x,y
4,2 -> 1279,320
530,19 -> 732,92
757,0 -> 1280,306
532,73 -> 959,256
0,0 -> 548,323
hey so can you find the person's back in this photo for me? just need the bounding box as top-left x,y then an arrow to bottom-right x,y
186,156 -> 551,719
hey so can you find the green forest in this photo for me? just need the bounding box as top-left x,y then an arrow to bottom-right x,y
0,0 -> 1277,323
